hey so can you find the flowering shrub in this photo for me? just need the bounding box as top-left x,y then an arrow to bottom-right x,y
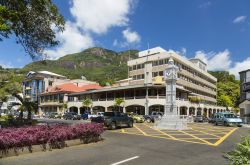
0,123 -> 104,152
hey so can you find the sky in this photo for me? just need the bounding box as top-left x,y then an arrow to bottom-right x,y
0,0 -> 250,78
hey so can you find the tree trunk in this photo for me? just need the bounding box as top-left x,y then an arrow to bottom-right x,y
27,108 -> 32,120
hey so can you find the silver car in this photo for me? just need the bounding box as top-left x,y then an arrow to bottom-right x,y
214,112 -> 242,127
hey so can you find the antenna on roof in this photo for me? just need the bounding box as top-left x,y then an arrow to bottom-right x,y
147,42 -> 150,55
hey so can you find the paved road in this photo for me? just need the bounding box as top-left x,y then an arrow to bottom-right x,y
1,126 -> 249,165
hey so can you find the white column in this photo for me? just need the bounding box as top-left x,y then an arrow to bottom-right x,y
187,107 -> 189,116
77,107 -> 80,115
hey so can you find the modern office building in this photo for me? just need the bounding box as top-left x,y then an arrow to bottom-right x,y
23,71 -> 67,102
23,71 -> 97,102
239,69 -> 250,123
68,47 -> 226,117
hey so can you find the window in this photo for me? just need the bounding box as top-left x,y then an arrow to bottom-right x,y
153,72 -> 158,77
133,75 -> 136,80
159,71 -> 163,76
129,67 -> 132,71
133,65 -> 136,70
159,60 -> 163,65
137,64 -> 141,69
49,81 -> 53,86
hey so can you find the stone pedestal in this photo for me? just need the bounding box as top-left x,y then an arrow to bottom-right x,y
154,114 -> 188,130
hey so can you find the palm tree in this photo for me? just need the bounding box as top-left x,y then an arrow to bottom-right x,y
114,98 -> 125,112
82,98 -> 93,113
63,102 -> 68,113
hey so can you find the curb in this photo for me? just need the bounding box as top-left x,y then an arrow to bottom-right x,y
0,137 -> 101,158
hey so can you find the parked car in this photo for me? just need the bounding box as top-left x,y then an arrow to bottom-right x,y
104,112 -> 133,130
88,112 -> 104,119
128,113 -> 144,123
214,112 -> 242,127
143,111 -> 163,123
91,116 -> 104,123
81,113 -> 88,120
63,112 -> 81,120
194,115 -> 207,122
49,112 -> 62,119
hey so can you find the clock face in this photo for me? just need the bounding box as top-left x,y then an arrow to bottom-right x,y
165,68 -> 178,79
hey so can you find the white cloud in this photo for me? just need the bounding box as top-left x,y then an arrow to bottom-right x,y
198,1 -> 211,8
229,57 -> 250,79
193,49 -> 250,79
122,28 -> 141,43
233,16 -> 247,24
195,49 -> 232,71
0,60 -> 14,68
70,0 -> 133,34
45,0 -> 137,59
45,22 -> 94,59
181,47 -> 187,55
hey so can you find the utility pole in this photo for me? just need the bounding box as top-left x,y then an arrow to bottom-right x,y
145,43 -> 150,115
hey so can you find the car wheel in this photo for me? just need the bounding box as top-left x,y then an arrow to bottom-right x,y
224,122 -> 228,126
128,121 -> 133,128
109,122 -> 116,130
146,118 -> 151,123
215,122 -> 218,126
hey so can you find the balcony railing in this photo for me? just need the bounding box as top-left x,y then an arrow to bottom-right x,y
243,82 -> 250,92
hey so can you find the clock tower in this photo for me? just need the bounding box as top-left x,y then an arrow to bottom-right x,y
155,57 -> 188,130
164,57 -> 178,115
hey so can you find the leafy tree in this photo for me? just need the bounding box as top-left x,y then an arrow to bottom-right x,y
210,71 -> 240,107
82,98 -> 93,113
0,0 -> 64,59
232,107 -> 240,114
0,70 -> 37,120
114,98 -> 125,112
217,95 -> 233,107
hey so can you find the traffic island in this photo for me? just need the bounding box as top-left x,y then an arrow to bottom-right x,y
0,123 -> 104,158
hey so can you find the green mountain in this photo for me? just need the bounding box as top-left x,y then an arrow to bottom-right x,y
22,47 -> 138,85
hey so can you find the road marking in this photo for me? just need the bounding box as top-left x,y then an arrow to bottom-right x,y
111,123 -> 238,146
133,124 -> 148,135
143,123 -> 177,140
190,128 -> 221,138
111,156 -> 139,165
178,130 -> 214,146
213,127 -> 238,146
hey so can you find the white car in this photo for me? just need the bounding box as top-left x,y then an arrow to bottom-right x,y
88,112 -> 104,119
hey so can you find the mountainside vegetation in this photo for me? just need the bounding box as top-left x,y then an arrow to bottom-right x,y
209,71 -> 240,108
22,47 -> 138,85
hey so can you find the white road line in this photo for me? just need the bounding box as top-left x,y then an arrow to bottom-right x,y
110,156 -> 140,165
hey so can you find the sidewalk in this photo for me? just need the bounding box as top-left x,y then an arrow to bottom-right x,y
242,124 -> 250,128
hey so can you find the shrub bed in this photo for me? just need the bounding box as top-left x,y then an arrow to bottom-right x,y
0,123 -> 104,156
226,135 -> 250,165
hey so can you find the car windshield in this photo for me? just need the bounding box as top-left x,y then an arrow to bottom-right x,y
224,114 -> 236,118
104,112 -> 114,117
